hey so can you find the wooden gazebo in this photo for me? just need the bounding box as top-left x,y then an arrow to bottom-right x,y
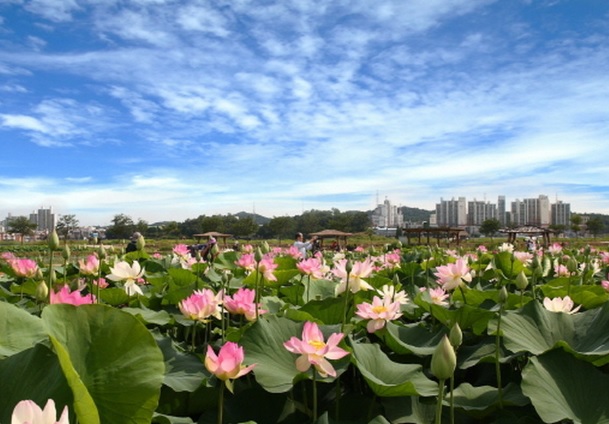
401,227 -> 465,245
309,229 -> 353,250
499,226 -> 552,247
193,232 -> 233,247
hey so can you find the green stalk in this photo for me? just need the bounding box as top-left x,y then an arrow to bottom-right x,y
450,375 -> 455,424
312,371 -> 318,423
341,274 -> 351,333
435,379 -> 445,424
217,380 -> 225,424
47,249 -> 54,304
495,307 -> 504,409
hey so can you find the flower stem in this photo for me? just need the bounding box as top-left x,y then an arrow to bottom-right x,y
495,307 -> 504,409
312,371 -> 318,423
341,274 -> 351,333
218,379 -> 225,424
435,378 -> 445,424
450,375 -> 455,424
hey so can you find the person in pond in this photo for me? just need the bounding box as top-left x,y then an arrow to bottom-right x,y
126,232 -> 141,253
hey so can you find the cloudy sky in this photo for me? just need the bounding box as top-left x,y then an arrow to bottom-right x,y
1,0 -> 608,226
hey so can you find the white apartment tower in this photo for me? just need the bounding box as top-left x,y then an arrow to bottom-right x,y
29,206 -> 56,232
511,195 -> 551,227
436,197 -> 467,227
371,198 -> 404,228
551,200 -> 571,226
467,199 -> 497,226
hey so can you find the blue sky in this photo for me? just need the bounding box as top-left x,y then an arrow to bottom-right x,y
1,0 -> 608,226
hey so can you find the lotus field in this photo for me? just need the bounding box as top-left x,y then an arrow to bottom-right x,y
2,233 -> 609,424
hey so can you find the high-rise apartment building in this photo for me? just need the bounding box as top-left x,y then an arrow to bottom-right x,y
435,197 -> 467,227
29,206 -> 56,232
551,200 -> 571,227
511,195 -> 551,226
371,198 -> 404,228
497,195 -> 506,226
467,199 -> 497,226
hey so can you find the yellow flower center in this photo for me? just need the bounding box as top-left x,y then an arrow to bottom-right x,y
308,340 -> 326,350
372,305 -> 388,314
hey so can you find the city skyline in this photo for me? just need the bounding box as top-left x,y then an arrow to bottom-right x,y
1,1 -> 609,226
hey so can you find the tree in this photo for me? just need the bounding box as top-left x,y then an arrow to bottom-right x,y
56,214 -> 79,241
586,217 -> 604,238
6,216 -> 38,244
479,218 -> 501,240
570,214 -> 582,237
105,214 -> 135,239
267,216 -> 297,239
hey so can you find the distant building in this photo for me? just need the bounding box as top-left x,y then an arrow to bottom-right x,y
435,197 -> 466,227
371,198 -> 404,228
467,199 -> 497,226
29,206 -> 56,232
510,195 -> 551,227
551,200 -> 571,227
497,195 -> 506,226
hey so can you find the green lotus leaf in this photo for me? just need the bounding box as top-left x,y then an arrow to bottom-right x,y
99,287 -> 130,305
350,340 -> 437,397
0,300 -> 46,358
500,301 -> 609,365
521,349 -> 609,424
0,343 -> 73,424
383,321 -> 446,356
382,396 -> 436,424
450,382 -> 529,413
42,304 -> 165,424
240,315 -> 349,393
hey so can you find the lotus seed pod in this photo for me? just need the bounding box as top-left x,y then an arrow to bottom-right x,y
449,323 -> 463,349
430,335 -> 456,380
515,271 -> 529,290
48,229 -> 60,251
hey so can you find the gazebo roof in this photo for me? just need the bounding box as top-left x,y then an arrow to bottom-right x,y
309,229 -> 353,237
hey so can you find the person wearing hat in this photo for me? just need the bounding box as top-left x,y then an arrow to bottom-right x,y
126,232 -> 141,253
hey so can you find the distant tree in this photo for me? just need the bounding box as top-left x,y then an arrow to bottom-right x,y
56,214 -> 79,241
586,217 -> 604,238
549,224 -> 567,237
479,218 -> 501,240
162,221 -> 181,238
6,216 -> 38,244
105,214 -> 135,239
135,219 -> 149,235
570,214 -> 582,237
227,216 -> 258,237
267,216 -> 297,239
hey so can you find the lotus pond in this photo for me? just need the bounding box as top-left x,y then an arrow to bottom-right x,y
1,237 -> 609,424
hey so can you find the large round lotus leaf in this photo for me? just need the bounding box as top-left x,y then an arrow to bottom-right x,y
42,304 -> 165,424
522,349 -> 609,424
500,301 -> 609,365
0,300 -> 46,358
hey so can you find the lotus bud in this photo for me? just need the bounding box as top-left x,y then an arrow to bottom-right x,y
62,244 -> 71,261
430,335 -> 457,380
195,250 -> 202,262
498,286 -> 509,305
583,245 -> 591,256
222,270 -> 233,284
136,234 -> 146,251
261,241 -> 270,254
449,323 -> 462,349
211,243 -> 220,257
395,240 -> 402,249
48,229 -> 60,251
254,247 -> 263,263
36,268 -> 44,280
98,245 -> 107,260
393,273 -> 400,286
36,281 -> 49,301
515,271 -> 529,290
345,259 -> 353,274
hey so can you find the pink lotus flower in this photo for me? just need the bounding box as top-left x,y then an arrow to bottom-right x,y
513,251 -> 534,266
78,254 -> 99,276
283,321 -> 349,378
547,243 -> 563,255
553,264 -> 570,277
258,256 -> 278,282
433,258 -> 472,291
173,244 -> 190,257
50,285 -> 95,305
377,284 -> 408,304
205,342 -> 256,381
333,258 -> 375,295
600,252 -> 609,265
356,295 -> 403,333
297,257 -> 325,279
179,288 -> 223,322
543,296 -> 581,314
235,253 -> 256,272
9,258 -> 39,278
287,245 -> 302,259
224,288 -> 266,321
93,277 -> 109,288
420,287 -> 450,307
11,399 -> 69,424
477,245 -> 488,253
601,280 -> 609,292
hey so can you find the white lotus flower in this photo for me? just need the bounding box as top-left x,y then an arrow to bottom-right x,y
106,260 -> 145,296
542,296 -> 581,314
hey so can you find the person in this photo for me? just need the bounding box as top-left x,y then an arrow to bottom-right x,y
126,232 -> 141,253
188,237 -> 217,261
293,232 -> 317,259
